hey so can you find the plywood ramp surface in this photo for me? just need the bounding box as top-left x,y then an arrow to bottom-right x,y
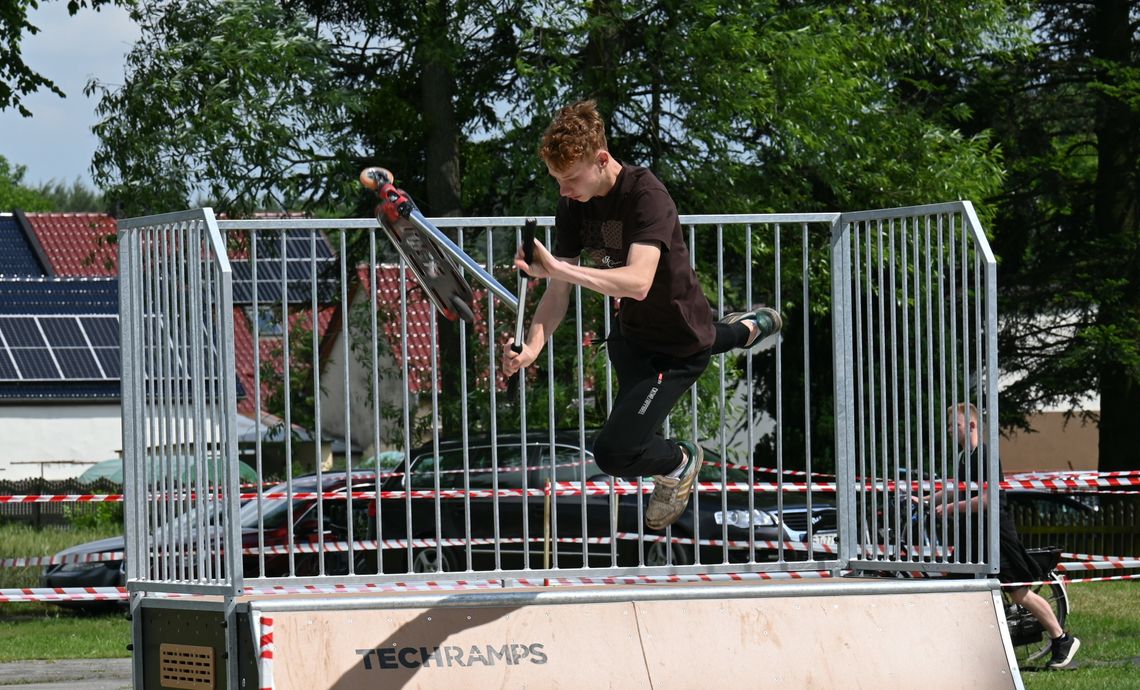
268,588 -> 1017,689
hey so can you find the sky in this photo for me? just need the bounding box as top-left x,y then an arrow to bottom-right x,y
0,2 -> 139,190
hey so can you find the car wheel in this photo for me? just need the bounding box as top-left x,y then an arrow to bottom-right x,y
411,546 -> 459,573
644,538 -> 693,567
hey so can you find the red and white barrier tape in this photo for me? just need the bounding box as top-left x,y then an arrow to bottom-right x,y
5,470 -> 1140,503
0,586 -> 128,602
1056,559 -> 1140,572
258,615 -> 274,690
1061,551 -> 1140,562
0,550 -> 125,569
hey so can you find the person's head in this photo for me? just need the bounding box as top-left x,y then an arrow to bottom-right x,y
540,99 -> 616,201
949,403 -> 980,450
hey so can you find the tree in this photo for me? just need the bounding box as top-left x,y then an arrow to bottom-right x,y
0,154 -> 52,210
89,0 -> 1020,456
969,1 -> 1140,470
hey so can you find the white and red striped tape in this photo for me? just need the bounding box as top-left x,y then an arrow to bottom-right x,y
1,550 -> 125,569
258,615 -> 274,690
4,470 -> 1140,504
1,532 -> 834,570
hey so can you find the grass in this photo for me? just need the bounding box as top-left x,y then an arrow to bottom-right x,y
1022,582 -> 1140,690
2,521 -> 1138,677
0,521 -> 130,660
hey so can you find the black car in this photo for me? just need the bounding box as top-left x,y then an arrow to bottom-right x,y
365,431 -> 838,573
42,471 -> 378,608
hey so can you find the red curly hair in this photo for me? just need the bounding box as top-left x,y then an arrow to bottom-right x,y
540,100 -> 608,172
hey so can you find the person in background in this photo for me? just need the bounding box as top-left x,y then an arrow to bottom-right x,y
928,403 -> 1079,669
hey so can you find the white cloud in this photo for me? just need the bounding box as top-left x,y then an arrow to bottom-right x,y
0,2 -> 138,190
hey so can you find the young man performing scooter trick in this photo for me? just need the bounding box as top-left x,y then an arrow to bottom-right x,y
502,100 -> 781,530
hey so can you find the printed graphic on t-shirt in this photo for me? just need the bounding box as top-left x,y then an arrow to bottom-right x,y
582,219 -> 625,268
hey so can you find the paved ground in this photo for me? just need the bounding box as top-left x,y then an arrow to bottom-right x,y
0,659 -> 131,690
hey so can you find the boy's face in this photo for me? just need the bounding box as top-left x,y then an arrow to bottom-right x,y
546,151 -> 609,202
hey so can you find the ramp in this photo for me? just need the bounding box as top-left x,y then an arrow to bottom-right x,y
139,579 -> 1022,689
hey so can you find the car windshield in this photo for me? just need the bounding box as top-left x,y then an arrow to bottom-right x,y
406,443 -> 754,488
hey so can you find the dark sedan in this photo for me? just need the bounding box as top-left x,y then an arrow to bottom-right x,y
365,431 -> 837,573
42,471 -> 377,607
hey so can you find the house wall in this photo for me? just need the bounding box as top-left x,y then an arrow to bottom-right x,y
1000,410 -> 1099,474
0,404 -> 122,480
319,305 -> 413,458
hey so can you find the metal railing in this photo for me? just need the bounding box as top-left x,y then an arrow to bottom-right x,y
118,202 -> 998,591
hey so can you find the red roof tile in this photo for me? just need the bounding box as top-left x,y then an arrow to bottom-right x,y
23,213 -> 118,277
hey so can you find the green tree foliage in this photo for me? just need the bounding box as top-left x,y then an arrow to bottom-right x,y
89,1 -> 1022,463
0,154 -> 52,210
35,177 -> 105,211
967,1 -> 1140,470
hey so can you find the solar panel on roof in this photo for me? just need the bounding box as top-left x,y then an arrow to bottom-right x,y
0,352 -> 16,379
10,348 -> 61,379
0,315 -> 121,382
0,217 -> 48,277
0,317 -> 44,347
230,229 -> 339,305
0,279 -> 118,315
55,348 -> 102,379
80,317 -> 119,346
40,318 -> 87,347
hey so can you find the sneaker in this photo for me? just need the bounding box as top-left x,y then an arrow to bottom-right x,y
1047,633 -> 1080,669
645,441 -> 703,530
723,306 -> 783,348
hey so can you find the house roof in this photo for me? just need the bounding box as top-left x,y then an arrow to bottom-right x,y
22,212 -> 118,276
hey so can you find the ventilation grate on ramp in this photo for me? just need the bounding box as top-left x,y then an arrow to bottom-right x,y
159,643 -> 215,689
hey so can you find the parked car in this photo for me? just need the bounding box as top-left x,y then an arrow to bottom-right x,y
42,471 -> 377,609
365,431 -> 837,573
42,433 -> 839,608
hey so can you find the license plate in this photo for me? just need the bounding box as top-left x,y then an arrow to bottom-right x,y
811,533 -> 838,551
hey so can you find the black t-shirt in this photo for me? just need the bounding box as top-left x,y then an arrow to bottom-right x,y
553,163 -> 714,357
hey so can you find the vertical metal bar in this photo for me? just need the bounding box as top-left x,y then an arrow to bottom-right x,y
888,218 -> 902,564
340,230 -> 354,576
744,223 -> 756,563
851,220 -> 869,561
774,223 -> 784,563
399,263 -> 413,574
189,220 -> 211,583
801,223 -> 813,558
119,223 -> 141,584
310,231 -> 325,576
900,216 -> 914,561
368,230 -> 382,575
487,227 -> 501,572
280,230 -> 295,576
831,216 -> 856,568
574,285 -> 587,565
923,216 -> 938,560
458,228 -> 472,572
947,214 -> 962,561
716,223 -> 727,565
937,214 -> 951,559
485,225 -> 499,570
875,219 -> 889,562
251,230 -> 265,579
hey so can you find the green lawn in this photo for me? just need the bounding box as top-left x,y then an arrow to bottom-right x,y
1022,582 -> 1140,690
